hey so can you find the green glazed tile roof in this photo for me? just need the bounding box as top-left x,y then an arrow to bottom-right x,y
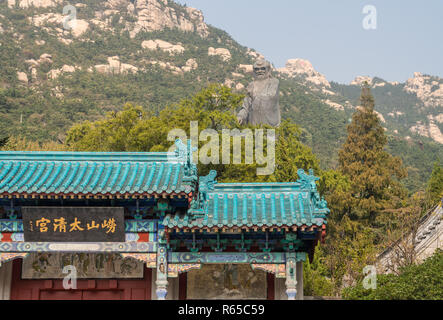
163,180 -> 329,230
0,151 -> 195,196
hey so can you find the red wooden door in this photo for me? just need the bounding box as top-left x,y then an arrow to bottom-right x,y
10,259 -> 152,300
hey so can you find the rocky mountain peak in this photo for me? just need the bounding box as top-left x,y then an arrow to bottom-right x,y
404,72 -> 443,108
9,0 -> 209,39
277,58 -> 330,88
350,76 -> 373,86
106,0 -> 209,38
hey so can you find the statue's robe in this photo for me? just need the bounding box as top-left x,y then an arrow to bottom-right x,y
237,77 -> 281,127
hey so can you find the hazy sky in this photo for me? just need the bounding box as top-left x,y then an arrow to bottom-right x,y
176,0 -> 443,84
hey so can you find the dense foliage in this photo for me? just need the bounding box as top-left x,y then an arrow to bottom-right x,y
427,162 -> 443,204
337,85 -> 407,226
343,249 -> 443,300
65,84 -> 321,183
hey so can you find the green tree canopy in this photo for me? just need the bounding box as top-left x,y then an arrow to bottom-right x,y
426,161 -> 443,204
66,84 -> 321,183
343,249 -> 443,300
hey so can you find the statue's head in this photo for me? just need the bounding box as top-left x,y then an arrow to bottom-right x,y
253,59 -> 271,80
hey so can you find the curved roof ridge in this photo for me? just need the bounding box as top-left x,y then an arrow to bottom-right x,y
0,151 -> 183,162
212,182 -> 304,193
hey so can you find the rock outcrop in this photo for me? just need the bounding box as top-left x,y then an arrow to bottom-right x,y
238,64 -> 253,74
208,47 -> 231,61
351,76 -> 397,88
47,65 -> 76,79
17,71 -> 28,83
141,39 -> 185,54
23,0 -> 208,40
107,0 -> 209,38
182,59 -> 198,72
324,99 -> 344,111
246,49 -> 264,61
146,58 -> 198,74
92,56 -> 138,75
25,53 -> 53,67
278,58 -> 330,88
350,76 -> 373,86
8,0 -> 62,8
404,72 -> 443,108
410,116 -> 443,144
29,13 -> 90,38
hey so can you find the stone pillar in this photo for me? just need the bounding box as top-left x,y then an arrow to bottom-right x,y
296,261 -> 304,300
0,261 -> 13,300
285,253 -> 297,300
274,277 -> 286,300
155,245 -> 168,300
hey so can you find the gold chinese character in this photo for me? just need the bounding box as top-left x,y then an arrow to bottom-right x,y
36,218 -> 50,232
102,218 -> 116,234
69,217 -> 84,232
53,218 -> 67,233
87,221 -> 100,230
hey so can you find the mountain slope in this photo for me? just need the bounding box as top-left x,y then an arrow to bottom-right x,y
0,0 -> 441,192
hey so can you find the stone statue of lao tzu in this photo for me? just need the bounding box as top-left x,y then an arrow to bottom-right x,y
237,59 -> 281,127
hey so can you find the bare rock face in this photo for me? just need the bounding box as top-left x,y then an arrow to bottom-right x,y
8,0 -> 62,8
146,60 -> 183,75
208,47 -> 231,61
246,49 -> 264,61
108,56 -> 138,74
404,72 -> 443,108
238,64 -> 253,74
16,0 -> 210,45
231,72 -> 244,79
29,13 -> 90,38
235,83 -> 245,91
351,76 -> 373,86
47,65 -> 76,79
410,115 -> 443,144
38,53 -> 53,64
109,0 -> 209,38
350,76 -> 391,88
278,58 -> 330,88
181,58 -> 198,72
141,39 -> 185,54
147,58 -> 197,74
433,114 -> 443,124
324,99 -> 344,111
24,54 -> 53,68
17,71 -> 28,83
30,67 -> 37,81
69,19 -> 90,38
92,56 -> 138,74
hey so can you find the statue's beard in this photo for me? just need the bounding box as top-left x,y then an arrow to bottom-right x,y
255,72 -> 270,80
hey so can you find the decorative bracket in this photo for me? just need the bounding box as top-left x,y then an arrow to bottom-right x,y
251,263 -> 286,278
168,264 -> 201,277
120,253 -> 157,268
0,252 -> 29,267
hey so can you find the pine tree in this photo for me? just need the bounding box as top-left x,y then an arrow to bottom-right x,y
338,83 -> 407,224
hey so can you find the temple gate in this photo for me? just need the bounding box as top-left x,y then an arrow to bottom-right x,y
0,140 -> 329,300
